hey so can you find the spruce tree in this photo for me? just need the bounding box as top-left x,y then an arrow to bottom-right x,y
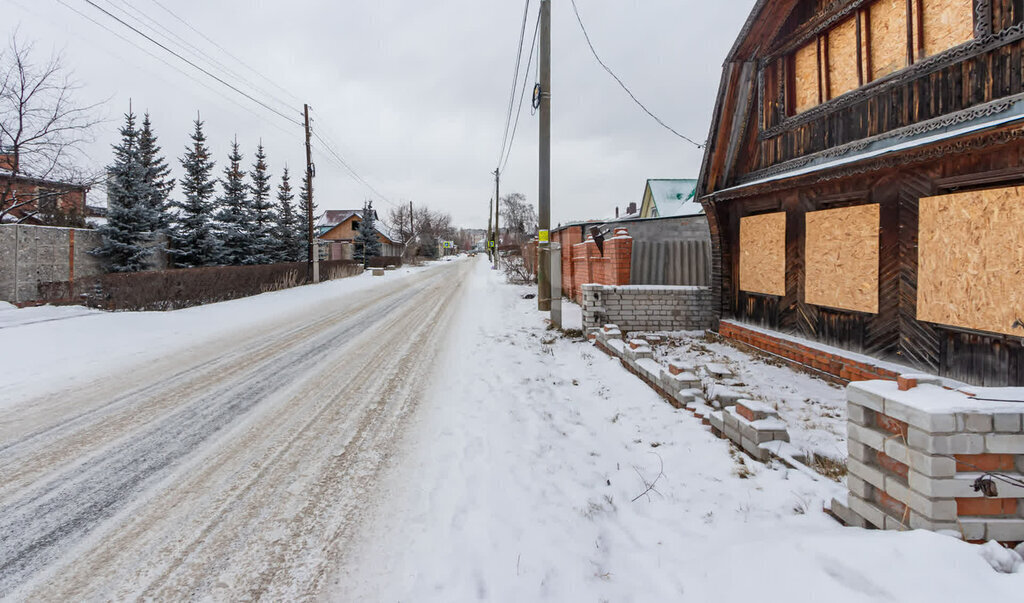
354,200 -> 382,263
170,117 -> 220,268
296,170 -> 316,260
95,109 -> 158,272
138,112 -> 174,233
275,166 -> 302,262
247,142 -> 275,264
214,138 -> 255,265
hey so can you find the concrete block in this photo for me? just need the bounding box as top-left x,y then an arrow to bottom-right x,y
910,512 -> 976,538
848,422 -> 885,452
830,495 -> 870,528
908,428 -> 984,455
708,411 -> 724,432
883,438 -> 957,478
723,408 -> 738,430
909,470 -> 1024,499
994,413 -> 1024,433
847,473 -> 874,499
985,434 -> 1024,454
848,439 -> 873,463
848,402 -> 872,427
848,494 -> 886,529
985,519 -> 1024,542
883,400 -> 956,433
848,457 -> 885,490
847,384 -> 885,412
905,488 -> 957,522
962,413 -> 994,433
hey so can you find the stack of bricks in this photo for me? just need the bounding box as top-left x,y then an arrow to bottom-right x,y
719,320 -> 900,384
582,284 -> 713,333
832,378 -> 1024,544
709,399 -> 791,461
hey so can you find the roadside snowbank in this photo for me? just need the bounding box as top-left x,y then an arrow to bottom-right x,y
337,257 -> 1024,602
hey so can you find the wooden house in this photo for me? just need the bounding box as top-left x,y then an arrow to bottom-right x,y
638,179 -> 701,218
698,0 -> 1024,386
317,209 -> 403,260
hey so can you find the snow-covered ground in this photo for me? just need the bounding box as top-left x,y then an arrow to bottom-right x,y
337,257 -> 1024,601
2,256 -> 1023,600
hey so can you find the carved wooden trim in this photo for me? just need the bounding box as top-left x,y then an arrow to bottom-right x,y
974,0 -> 992,38
748,93 -> 1024,183
935,165 -> 1024,189
715,124 -> 1024,200
767,0 -> 868,60
759,22 -> 1024,139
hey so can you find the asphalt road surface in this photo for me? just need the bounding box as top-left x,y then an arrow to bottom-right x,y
0,260 -> 470,600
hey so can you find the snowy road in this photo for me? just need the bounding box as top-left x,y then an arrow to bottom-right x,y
0,260 -> 470,600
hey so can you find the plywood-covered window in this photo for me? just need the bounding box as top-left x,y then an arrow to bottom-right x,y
804,204 -> 880,313
792,39 -> 821,114
739,212 -> 787,297
915,0 -> 975,59
918,186 -> 1024,337
826,17 -> 860,99
868,0 -> 909,80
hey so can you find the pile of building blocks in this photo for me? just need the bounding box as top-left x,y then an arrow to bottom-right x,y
591,323 -> 794,462
831,377 -> 1024,544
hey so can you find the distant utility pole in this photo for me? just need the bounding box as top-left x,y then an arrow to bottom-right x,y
537,0 -> 552,310
493,168 -> 500,269
408,200 -> 414,257
487,197 -> 493,261
303,103 -> 317,282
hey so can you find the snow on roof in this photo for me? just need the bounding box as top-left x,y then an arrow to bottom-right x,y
646,179 -> 703,217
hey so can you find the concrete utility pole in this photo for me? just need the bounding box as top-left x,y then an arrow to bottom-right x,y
537,0 -> 552,310
493,168 -> 500,269
487,197 -> 493,261
303,103 -> 318,282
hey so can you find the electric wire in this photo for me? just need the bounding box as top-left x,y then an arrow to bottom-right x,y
308,124 -> 396,207
147,0 -> 306,108
569,0 -> 704,148
107,0 -> 299,118
499,9 -> 540,174
80,0 -> 303,127
496,0 -> 531,171
54,0 -> 302,144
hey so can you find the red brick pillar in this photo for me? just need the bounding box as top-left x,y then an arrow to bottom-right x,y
604,227 -> 632,285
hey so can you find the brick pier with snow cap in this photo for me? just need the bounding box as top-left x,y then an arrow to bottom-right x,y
832,377 -> 1024,544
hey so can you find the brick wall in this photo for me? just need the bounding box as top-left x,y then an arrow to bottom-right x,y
582,284 -> 714,332
719,319 -> 900,384
558,228 -> 633,302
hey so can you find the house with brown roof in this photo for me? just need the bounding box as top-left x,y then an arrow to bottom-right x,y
317,208 -> 403,260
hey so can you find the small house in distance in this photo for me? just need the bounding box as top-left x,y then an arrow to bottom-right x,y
638,179 -> 701,218
317,209 -> 402,260
0,153 -> 89,227
697,0 -> 1024,386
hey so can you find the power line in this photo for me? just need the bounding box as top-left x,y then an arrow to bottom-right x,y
308,126 -> 396,207
147,0 -> 306,108
499,10 -> 541,174
496,0 -> 532,170
54,0 -> 299,141
80,0 -> 303,127
568,0 -> 704,148
107,0 -> 299,118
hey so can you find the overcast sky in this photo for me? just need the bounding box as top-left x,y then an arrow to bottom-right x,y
5,0 -> 755,228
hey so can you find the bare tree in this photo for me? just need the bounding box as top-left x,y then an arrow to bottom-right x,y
500,192 -> 537,246
386,202 -> 417,259
0,34 -> 102,224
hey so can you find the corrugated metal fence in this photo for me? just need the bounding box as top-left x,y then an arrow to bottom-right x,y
630,239 -> 711,286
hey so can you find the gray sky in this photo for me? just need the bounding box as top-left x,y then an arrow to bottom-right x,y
6,0 -> 755,228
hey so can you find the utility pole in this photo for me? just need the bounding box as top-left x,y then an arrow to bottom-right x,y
537,0 -> 552,310
493,168 -> 500,269
408,200 -> 414,259
303,103 -> 317,282
487,197 -> 493,261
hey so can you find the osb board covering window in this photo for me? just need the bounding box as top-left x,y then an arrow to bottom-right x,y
869,0 -> 908,80
793,39 -> 820,114
828,17 -> 860,98
804,204 -> 880,313
739,212 -> 786,297
918,188 -> 1024,337
920,0 -> 974,58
